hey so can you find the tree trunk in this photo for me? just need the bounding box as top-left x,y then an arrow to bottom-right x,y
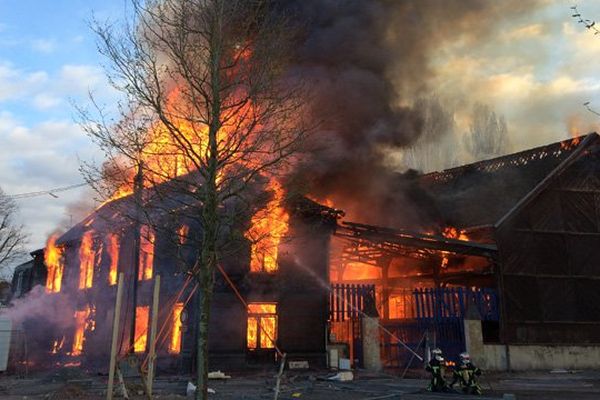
195,268 -> 214,400
196,4 -> 223,399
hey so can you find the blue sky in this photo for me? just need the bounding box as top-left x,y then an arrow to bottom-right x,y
0,0 -> 123,251
3,0 -> 600,256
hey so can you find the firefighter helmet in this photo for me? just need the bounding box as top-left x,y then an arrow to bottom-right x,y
431,348 -> 444,361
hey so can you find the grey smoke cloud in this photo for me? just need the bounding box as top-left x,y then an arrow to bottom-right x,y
276,0 -> 550,228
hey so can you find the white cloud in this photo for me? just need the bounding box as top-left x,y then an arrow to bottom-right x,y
0,112 -> 101,249
33,93 -> 62,109
59,64 -> 104,93
0,61 -> 113,110
31,38 -> 56,54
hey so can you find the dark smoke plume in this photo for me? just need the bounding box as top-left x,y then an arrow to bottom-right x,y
277,0 -> 543,229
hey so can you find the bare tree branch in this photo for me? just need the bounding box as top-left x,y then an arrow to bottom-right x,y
0,187 -> 28,277
79,1 -> 310,398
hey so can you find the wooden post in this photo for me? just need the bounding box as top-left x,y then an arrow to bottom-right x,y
273,353 -> 287,400
107,273 -> 125,400
146,275 -> 161,396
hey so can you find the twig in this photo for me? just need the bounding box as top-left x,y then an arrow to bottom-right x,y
571,5 -> 600,35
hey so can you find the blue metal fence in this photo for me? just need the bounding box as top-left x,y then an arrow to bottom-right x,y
381,287 -> 499,369
414,287 -> 499,321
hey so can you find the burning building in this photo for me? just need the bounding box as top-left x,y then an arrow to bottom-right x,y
10,133 -> 600,373
15,183 -> 340,371
329,133 -> 600,371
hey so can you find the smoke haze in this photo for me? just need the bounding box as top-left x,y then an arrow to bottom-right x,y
277,0 -> 593,228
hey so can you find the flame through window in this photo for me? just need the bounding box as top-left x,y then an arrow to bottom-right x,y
134,306 -> 150,352
45,235 -> 64,293
247,303 -> 277,350
107,233 -> 120,285
79,231 -> 101,290
169,303 -> 184,354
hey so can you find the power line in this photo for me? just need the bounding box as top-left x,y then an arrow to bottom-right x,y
6,182 -> 90,200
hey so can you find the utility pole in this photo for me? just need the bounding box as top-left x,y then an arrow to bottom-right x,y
129,161 -> 144,352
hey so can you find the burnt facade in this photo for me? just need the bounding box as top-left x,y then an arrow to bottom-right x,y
23,195 -> 337,371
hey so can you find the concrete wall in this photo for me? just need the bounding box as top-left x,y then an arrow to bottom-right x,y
361,317 -> 382,372
465,319 -> 600,371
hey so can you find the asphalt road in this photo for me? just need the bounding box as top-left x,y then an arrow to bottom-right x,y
1,368 -> 599,399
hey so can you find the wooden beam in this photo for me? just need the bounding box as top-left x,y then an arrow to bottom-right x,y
337,222 -> 498,258
107,272 -> 125,400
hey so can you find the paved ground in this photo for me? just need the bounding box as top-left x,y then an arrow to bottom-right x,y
0,368 -> 599,399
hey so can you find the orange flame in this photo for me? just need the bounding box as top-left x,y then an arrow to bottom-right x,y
78,231 -> 96,289
71,305 -> 95,356
245,180 -> 289,273
247,303 -> 277,349
307,195 -> 334,208
107,233 -> 120,285
105,87 -> 215,201
139,225 -> 155,280
442,227 -> 468,241
169,303 -> 184,354
44,235 -> 64,293
134,306 -> 150,353
247,317 -> 258,349
441,227 -> 469,268
341,261 -> 382,281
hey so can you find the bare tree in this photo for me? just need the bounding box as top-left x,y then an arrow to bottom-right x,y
463,102 -> 511,161
79,1 -> 309,398
401,97 -> 459,172
0,188 -> 27,277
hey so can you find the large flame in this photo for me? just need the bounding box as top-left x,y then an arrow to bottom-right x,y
245,180 -> 289,273
71,305 -> 95,356
105,87 -> 216,201
44,235 -> 64,293
99,54 -> 290,276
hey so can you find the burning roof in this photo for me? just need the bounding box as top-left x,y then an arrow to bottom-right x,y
56,176 -> 341,249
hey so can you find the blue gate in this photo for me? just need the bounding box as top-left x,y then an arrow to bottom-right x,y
381,287 -> 499,369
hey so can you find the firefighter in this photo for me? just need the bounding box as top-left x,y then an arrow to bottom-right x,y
425,348 -> 449,392
450,352 -> 483,395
